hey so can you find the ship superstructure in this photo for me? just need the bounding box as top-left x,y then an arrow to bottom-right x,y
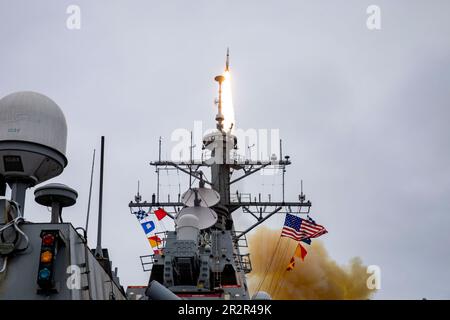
0,92 -> 125,300
129,53 -> 312,300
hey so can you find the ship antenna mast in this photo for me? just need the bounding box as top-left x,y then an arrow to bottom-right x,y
214,75 -> 225,131
85,149 -> 96,236
95,136 -> 105,258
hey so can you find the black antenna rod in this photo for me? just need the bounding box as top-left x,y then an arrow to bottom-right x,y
158,136 -> 162,162
95,136 -> 105,258
135,180 -> 142,203
299,179 -> 306,203
279,139 -> 283,162
157,137 -> 161,202
85,149 -> 96,236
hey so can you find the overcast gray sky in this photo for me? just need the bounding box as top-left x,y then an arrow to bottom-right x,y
1,0 -> 450,299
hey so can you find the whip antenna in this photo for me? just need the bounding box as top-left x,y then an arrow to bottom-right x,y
85,149 -> 96,236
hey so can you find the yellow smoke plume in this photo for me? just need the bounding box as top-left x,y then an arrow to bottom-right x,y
247,227 -> 375,300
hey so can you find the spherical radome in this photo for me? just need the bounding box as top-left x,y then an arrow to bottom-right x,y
0,91 -> 67,155
0,91 -> 68,185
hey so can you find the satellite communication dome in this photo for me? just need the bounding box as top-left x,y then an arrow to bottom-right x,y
0,91 -> 68,186
34,183 -> 78,208
34,183 -> 78,223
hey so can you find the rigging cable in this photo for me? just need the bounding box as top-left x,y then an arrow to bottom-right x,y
272,213 -> 308,298
254,232 -> 283,294
270,238 -> 293,297
85,149 -> 96,236
266,234 -> 291,294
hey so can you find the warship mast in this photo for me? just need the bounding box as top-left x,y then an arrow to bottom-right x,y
129,52 -> 311,300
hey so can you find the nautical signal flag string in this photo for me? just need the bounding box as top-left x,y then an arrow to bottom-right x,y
148,235 -> 162,248
286,257 -> 295,271
286,243 -> 308,271
154,208 -> 167,220
281,213 -> 328,271
133,207 -> 169,255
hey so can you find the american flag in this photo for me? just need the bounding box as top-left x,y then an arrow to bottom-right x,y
281,213 -> 327,241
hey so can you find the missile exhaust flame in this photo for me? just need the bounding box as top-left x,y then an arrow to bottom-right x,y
215,49 -> 235,132
221,70 -> 235,132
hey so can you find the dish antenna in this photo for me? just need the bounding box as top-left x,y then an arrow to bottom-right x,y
175,207 -> 218,230
181,187 -> 220,208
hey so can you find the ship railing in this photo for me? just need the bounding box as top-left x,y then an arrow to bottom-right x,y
234,253 -> 252,274
139,254 -> 154,272
231,230 -> 249,248
155,231 -> 168,249
229,192 -> 251,203
139,231 -> 168,272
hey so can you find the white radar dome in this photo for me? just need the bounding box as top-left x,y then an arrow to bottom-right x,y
176,213 -> 200,241
0,91 -> 68,186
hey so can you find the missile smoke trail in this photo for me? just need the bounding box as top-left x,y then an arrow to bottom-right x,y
247,226 -> 375,299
